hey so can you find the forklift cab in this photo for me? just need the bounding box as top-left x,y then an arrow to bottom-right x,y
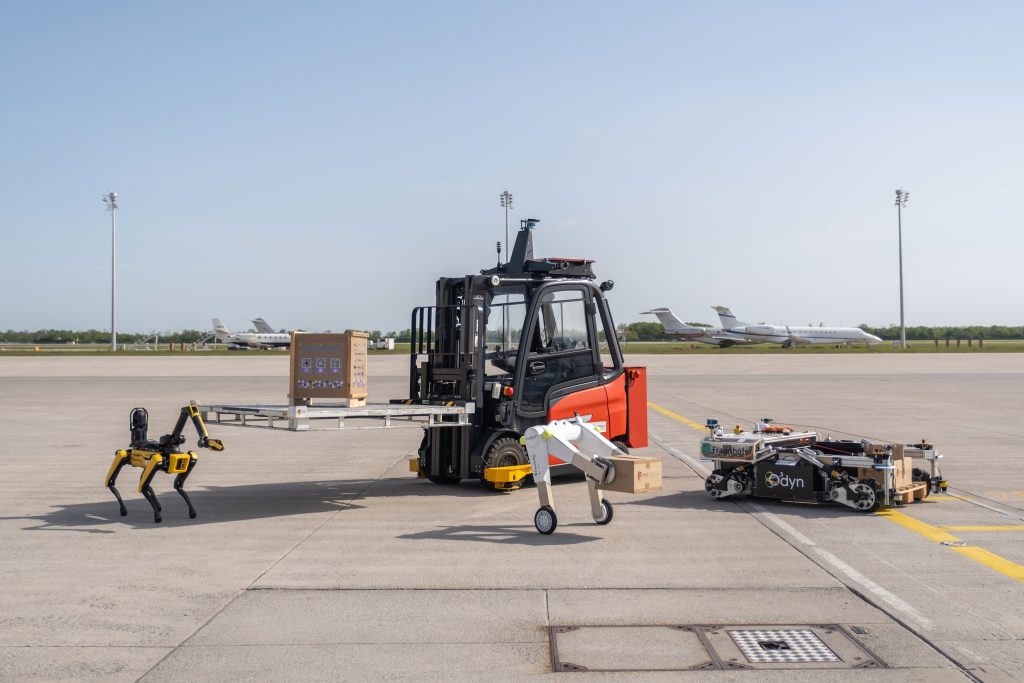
410,219 -> 647,486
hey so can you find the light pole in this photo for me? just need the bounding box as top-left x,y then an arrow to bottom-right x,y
103,192 -> 118,352
499,190 -> 513,259
895,188 -> 909,349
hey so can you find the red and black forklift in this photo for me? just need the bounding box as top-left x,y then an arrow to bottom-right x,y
408,218 -> 647,489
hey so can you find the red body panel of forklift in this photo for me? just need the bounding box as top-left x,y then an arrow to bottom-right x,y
545,366 -> 647,463
623,366 -> 648,448
547,384 -> 610,465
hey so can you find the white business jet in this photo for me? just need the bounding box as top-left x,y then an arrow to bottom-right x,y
712,306 -> 882,347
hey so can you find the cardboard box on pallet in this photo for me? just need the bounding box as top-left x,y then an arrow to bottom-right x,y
856,443 -> 912,489
288,331 -> 369,406
598,456 -> 662,493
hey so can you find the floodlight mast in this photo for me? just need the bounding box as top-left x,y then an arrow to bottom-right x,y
895,188 -> 910,349
499,190 -> 513,260
103,192 -> 118,352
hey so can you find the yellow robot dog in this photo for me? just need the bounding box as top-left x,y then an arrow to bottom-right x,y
105,401 -> 224,523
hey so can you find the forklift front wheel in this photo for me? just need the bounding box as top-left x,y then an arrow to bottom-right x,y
483,437 -> 528,491
534,505 -> 558,535
595,499 -> 614,525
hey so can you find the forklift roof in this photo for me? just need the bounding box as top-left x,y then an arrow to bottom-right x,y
483,220 -> 597,279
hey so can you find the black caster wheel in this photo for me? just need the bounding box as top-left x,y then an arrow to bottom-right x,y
595,499 -> 614,525
534,505 -> 557,535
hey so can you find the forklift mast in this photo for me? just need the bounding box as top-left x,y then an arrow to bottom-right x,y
409,218 -> 647,484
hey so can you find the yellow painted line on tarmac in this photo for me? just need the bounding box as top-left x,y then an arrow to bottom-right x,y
648,402 -> 707,432
876,509 -> 1024,583
942,525 -> 1024,532
950,547 -> 1024,582
876,509 -> 959,543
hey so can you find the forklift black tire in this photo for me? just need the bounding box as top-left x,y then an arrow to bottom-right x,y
482,437 -> 527,491
486,437 -> 527,468
535,505 -> 557,535
596,499 -> 614,525
426,474 -> 462,485
612,440 -> 630,454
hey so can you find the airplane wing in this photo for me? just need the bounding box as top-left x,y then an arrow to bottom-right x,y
708,334 -> 760,345
783,327 -> 811,346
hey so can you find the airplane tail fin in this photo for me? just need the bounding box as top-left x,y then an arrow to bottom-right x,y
212,318 -> 231,338
711,306 -> 750,329
640,307 -> 687,332
251,318 -> 275,334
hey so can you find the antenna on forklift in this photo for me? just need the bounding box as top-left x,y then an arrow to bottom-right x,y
496,240 -> 502,267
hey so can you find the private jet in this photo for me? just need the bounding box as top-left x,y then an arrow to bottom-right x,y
640,308 -> 760,347
212,318 -> 291,349
712,306 -> 882,347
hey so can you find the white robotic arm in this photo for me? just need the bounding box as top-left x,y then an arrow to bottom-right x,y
522,416 -> 625,534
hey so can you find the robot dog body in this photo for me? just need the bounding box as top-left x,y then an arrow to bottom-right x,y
105,401 -> 224,523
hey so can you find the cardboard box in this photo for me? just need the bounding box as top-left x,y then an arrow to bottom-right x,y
289,331 -> 369,405
598,456 -> 662,494
857,443 -> 911,489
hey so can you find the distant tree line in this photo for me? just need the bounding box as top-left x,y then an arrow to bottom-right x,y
0,329 -> 208,344
856,325 -> 1024,341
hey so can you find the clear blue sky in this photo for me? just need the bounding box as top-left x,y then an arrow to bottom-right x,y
2,1 -> 1021,334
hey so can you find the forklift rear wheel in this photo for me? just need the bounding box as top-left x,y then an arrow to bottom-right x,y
595,499 -> 614,525
535,505 -> 557,535
612,440 -> 630,454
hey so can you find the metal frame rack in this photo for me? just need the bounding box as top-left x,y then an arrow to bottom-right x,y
201,402 -> 471,432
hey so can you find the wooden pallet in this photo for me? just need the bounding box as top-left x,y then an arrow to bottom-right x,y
894,481 -> 928,504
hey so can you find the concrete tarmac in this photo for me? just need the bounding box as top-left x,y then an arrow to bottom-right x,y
0,354 -> 1021,681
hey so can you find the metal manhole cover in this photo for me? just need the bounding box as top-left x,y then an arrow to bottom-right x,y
703,624 -> 884,670
549,626 -> 714,672
728,629 -> 840,663
550,625 -> 885,672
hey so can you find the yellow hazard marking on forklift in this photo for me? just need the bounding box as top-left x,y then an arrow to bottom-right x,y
876,509 -> 1024,583
648,402 -> 706,432
484,464 -> 532,484
941,525 -> 1024,532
